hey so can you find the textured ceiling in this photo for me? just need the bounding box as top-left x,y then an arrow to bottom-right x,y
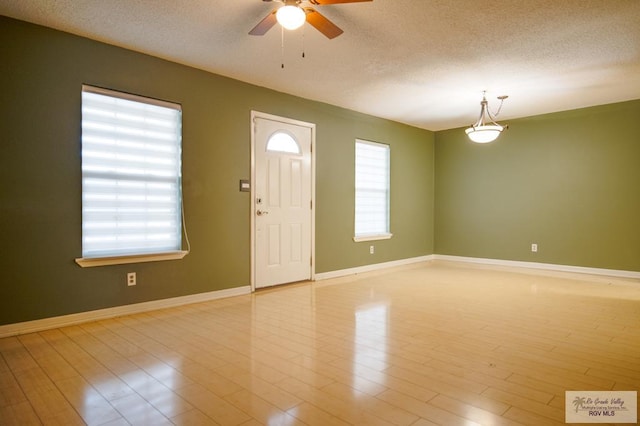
2,0 -> 640,130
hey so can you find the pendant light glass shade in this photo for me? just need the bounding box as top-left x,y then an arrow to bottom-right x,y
465,124 -> 504,143
276,5 -> 306,30
465,93 -> 508,143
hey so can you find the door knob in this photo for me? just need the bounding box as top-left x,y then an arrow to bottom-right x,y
256,210 -> 269,216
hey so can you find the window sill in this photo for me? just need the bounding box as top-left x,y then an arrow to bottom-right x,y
353,233 -> 393,242
75,251 -> 189,268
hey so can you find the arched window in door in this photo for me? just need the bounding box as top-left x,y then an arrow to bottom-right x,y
266,131 -> 301,155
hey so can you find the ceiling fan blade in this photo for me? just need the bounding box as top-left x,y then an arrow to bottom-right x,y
304,7 -> 344,39
309,0 -> 372,4
249,9 -> 278,36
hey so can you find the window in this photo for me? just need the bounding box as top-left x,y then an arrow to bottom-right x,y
354,139 -> 392,241
76,85 -> 186,267
266,131 -> 301,154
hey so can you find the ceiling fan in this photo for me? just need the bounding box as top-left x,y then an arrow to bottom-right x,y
249,0 -> 373,40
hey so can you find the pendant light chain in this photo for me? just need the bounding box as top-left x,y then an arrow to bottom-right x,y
490,95 -> 507,118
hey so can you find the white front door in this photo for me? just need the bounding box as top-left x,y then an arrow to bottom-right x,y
252,112 -> 314,289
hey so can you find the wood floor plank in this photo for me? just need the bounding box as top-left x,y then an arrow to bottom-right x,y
428,394 -> 523,425
0,370 -> 29,407
292,354 -> 390,396
174,382 -> 252,425
481,386 -> 565,423
53,375 -> 123,425
223,388 -> 303,426
0,400 -> 41,426
170,408 -> 219,426
109,392 -> 173,425
18,333 -> 78,383
216,368 -> 303,412
376,389 -> 481,426
502,406 -> 567,426
285,401 -> 352,426
320,381 -> 418,426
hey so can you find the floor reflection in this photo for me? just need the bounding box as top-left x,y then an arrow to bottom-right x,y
353,302 -> 388,394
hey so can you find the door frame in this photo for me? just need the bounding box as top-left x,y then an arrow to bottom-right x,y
250,111 -> 316,292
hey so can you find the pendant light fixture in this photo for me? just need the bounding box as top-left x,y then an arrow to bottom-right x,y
276,1 -> 306,30
465,92 -> 509,143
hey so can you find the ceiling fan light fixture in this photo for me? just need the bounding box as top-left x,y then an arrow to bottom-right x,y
276,5 -> 306,30
465,93 -> 508,143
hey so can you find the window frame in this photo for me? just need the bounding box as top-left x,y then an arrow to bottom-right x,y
75,85 -> 188,267
353,139 -> 393,242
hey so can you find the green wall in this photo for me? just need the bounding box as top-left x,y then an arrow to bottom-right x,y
3,15 -> 637,327
435,100 -> 640,272
0,17 -> 434,325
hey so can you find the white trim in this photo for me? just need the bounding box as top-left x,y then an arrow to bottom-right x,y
8,254 -> 637,338
82,84 -> 181,111
314,255 -> 434,280
433,255 -> 640,279
0,285 -> 250,338
76,251 -> 189,267
353,233 -> 393,242
315,254 -> 640,282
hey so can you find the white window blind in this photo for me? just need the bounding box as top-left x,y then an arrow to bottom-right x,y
355,139 -> 391,240
81,85 -> 182,258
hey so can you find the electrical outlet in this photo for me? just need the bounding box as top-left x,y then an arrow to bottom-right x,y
531,243 -> 538,253
369,245 -> 375,254
127,272 -> 136,286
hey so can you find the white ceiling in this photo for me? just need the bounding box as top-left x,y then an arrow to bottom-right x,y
2,0 -> 640,131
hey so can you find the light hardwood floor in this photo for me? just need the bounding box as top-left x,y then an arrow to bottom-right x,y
1,261 -> 638,425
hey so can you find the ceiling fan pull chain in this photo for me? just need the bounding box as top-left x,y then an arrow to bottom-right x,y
302,25 -> 305,58
281,25 -> 285,69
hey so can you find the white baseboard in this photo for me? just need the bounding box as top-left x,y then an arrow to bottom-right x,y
314,255 -> 435,281
0,286 -> 251,339
315,254 -> 640,282
3,255 -> 637,338
433,255 -> 640,280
